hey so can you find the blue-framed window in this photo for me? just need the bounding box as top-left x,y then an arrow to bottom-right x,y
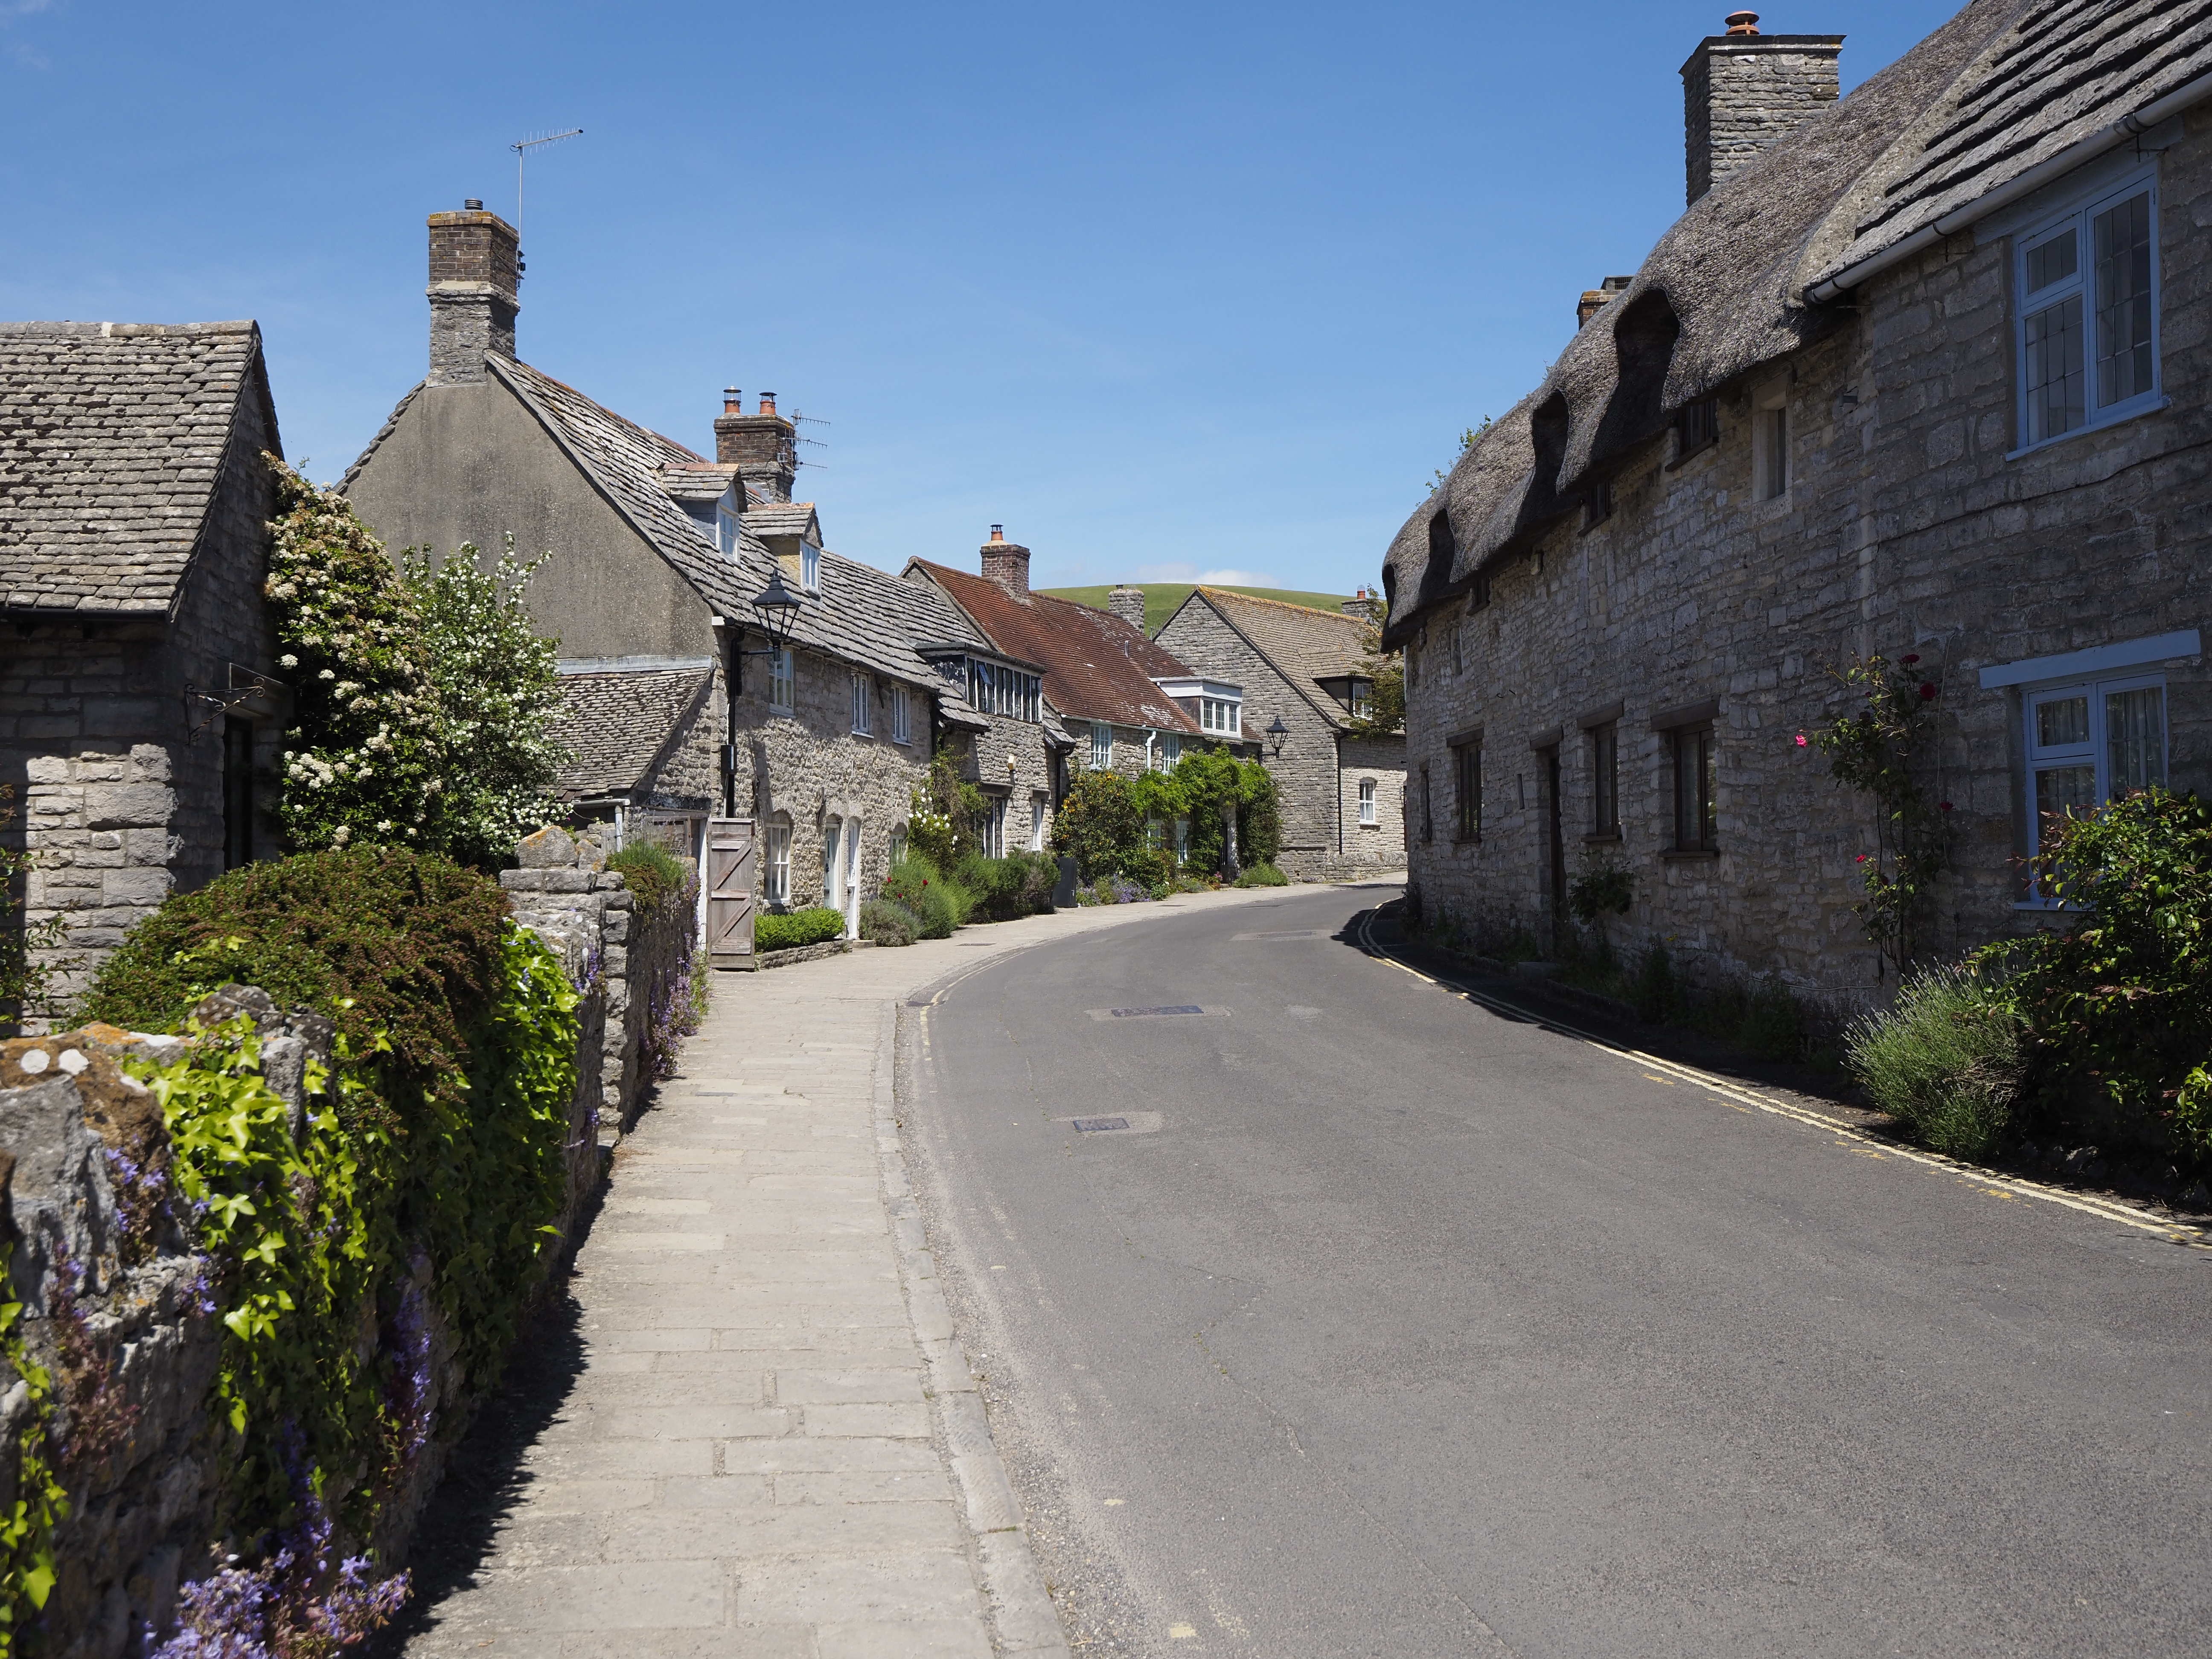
2016,168 -> 2158,451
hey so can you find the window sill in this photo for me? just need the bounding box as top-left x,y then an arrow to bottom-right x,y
1665,437 -> 1718,472
2005,396 -> 2169,461
1581,831 -> 1621,844
1661,848 -> 1720,862
1451,834 -> 1481,846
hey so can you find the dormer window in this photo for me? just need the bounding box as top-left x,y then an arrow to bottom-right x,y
968,658 -> 1042,723
802,543 -> 822,593
1200,696 -> 1240,735
717,501 -> 741,558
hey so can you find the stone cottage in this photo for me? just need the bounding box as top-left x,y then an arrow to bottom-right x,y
1380,1 -> 2211,1004
342,204 -> 1034,936
1157,587 -> 1406,880
906,534 -> 1261,861
1,320 -> 286,1022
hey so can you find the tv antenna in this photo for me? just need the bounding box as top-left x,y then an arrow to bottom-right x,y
792,407 -> 830,470
511,128 -> 583,250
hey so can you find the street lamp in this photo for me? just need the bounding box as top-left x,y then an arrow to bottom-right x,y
748,566 -> 803,651
1265,715 -> 1289,760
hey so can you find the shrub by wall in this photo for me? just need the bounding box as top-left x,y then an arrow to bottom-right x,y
882,858 -> 967,939
860,899 -> 920,947
756,907 -> 847,952
952,852 -> 1055,921
14,846 -> 585,1653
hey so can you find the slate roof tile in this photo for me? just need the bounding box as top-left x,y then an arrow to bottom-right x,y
1182,588 -> 1374,728
0,320 -> 272,614
908,561 -> 1206,735
553,666 -> 716,800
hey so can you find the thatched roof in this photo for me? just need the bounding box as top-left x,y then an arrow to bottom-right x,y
1380,0 -> 2212,647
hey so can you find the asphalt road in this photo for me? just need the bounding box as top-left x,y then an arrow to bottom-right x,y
899,882 -> 2212,1659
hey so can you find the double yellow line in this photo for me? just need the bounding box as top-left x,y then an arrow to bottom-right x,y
1353,910 -> 2212,1254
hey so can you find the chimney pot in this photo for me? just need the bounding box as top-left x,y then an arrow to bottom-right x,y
981,530 -> 1033,597
759,393 -> 777,417
989,524 -> 1004,542
1681,22 -> 1842,205
464,198 -> 483,210
723,386 -> 742,415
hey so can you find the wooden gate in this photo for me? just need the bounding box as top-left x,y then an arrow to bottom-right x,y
705,818 -> 756,969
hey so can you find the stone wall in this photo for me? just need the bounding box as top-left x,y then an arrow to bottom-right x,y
6,409 -> 283,1027
738,640 -> 934,911
1398,112 -> 2212,1007
498,824 -> 691,1143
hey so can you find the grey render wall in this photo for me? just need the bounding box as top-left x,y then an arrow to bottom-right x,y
343,380 -> 713,665
1399,113 -> 2212,1005
1155,602 -> 1407,879
5,402 -> 284,1023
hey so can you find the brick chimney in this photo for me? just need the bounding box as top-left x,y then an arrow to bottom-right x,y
981,525 -> 1031,596
715,390 -> 797,504
1577,275 -> 1634,329
1341,588 -> 1376,620
427,201 -> 520,386
1109,585 -> 1145,632
1682,13 -> 1843,205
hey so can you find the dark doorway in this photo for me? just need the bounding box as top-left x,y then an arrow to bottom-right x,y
223,721 -> 254,870
1542,745 -> 1565,949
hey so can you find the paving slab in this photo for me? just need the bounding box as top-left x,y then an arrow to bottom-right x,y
396,883 -> 1296,1657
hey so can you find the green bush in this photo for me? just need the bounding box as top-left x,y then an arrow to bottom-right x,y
607,842 -> 690,913
1051,770 -> 1150,882
79,849 -> 579,1549
883,856 -> 966,938
1568,859 -> 1634,922
1846,964 -> 2022,1159
1233,861 -> 1289,888
860,899 -> 920,947
755,906 -> 847,952
953,851 -> 1056,920
1987,788 -> 2212,1160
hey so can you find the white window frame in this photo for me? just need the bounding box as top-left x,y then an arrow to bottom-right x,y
716,501 -> 742,558
1200,697 -> 1241,735
2021,670 -> 2169,890
1359,778 -> 1377,825
2012,164 -> 2161,456
802,543 -> 823,593
1090,721 -> 1113,771
888,824 -> 908,867
824,820 -> 842,908
1156,733 -> 1181,772
850,671 -> 873,736
1029,791 -> 1047,852
982,797 -> 1006,859
763,823 -> 792,905
1753,380 -> 1790,501
769,647 -> 795,715
890,684 -> 911,745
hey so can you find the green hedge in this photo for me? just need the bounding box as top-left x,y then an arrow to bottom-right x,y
756,906 -> 847,952
78,849 -> 579,1564
952,851 -> 1056,920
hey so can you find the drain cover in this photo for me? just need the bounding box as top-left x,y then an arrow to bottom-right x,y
1073,1117 -> 1130,1133
1110,1005 -> 1203,1018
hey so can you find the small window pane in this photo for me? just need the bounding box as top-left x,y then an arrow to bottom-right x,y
2093,191 -> 2154,407
2036,695 -> 2089,748
2024,295 -> 2085,442
2036,763 -> 2097,840
2025,226 -> 2078,294
2105,685 -> 2166,794
1592,723 -> 1618,836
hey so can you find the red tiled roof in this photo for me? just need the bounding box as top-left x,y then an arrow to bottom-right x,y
906,559 -> 1205,735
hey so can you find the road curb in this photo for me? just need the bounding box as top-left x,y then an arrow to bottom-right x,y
873,998 -> 1072,1658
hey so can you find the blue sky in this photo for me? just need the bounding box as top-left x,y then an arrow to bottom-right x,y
2,2 -> 1937,594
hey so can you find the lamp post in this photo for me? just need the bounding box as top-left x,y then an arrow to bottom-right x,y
1265,715 -> 1289,760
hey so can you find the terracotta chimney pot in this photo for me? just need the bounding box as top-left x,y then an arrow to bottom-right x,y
1725,10 -> 1759,34
723,387 -> 742,415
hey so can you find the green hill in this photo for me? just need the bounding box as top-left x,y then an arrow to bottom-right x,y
1039,583 -> 1356,637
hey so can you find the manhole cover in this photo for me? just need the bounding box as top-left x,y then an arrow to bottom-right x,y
1109,1005 -> 1204,1018
1073,1117 -> 1130,1133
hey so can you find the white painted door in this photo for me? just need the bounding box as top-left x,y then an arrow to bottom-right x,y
844,820 -> 862,938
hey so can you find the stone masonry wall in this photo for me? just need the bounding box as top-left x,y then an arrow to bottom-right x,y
5,408 -> 282,1027
1400,112 -> 2212,1009
737,642 -> 934,911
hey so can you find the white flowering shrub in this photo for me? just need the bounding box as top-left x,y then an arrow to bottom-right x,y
265,459 -> 568,864
402,535 -> 567,867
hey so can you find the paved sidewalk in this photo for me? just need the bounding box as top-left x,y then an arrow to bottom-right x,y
400,883 -> 1316,1658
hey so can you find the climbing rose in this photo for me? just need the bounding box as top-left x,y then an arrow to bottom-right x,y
1901,653 -> 1921,665
1918,683 -> 1937,700
1794,733 -> 1808,747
